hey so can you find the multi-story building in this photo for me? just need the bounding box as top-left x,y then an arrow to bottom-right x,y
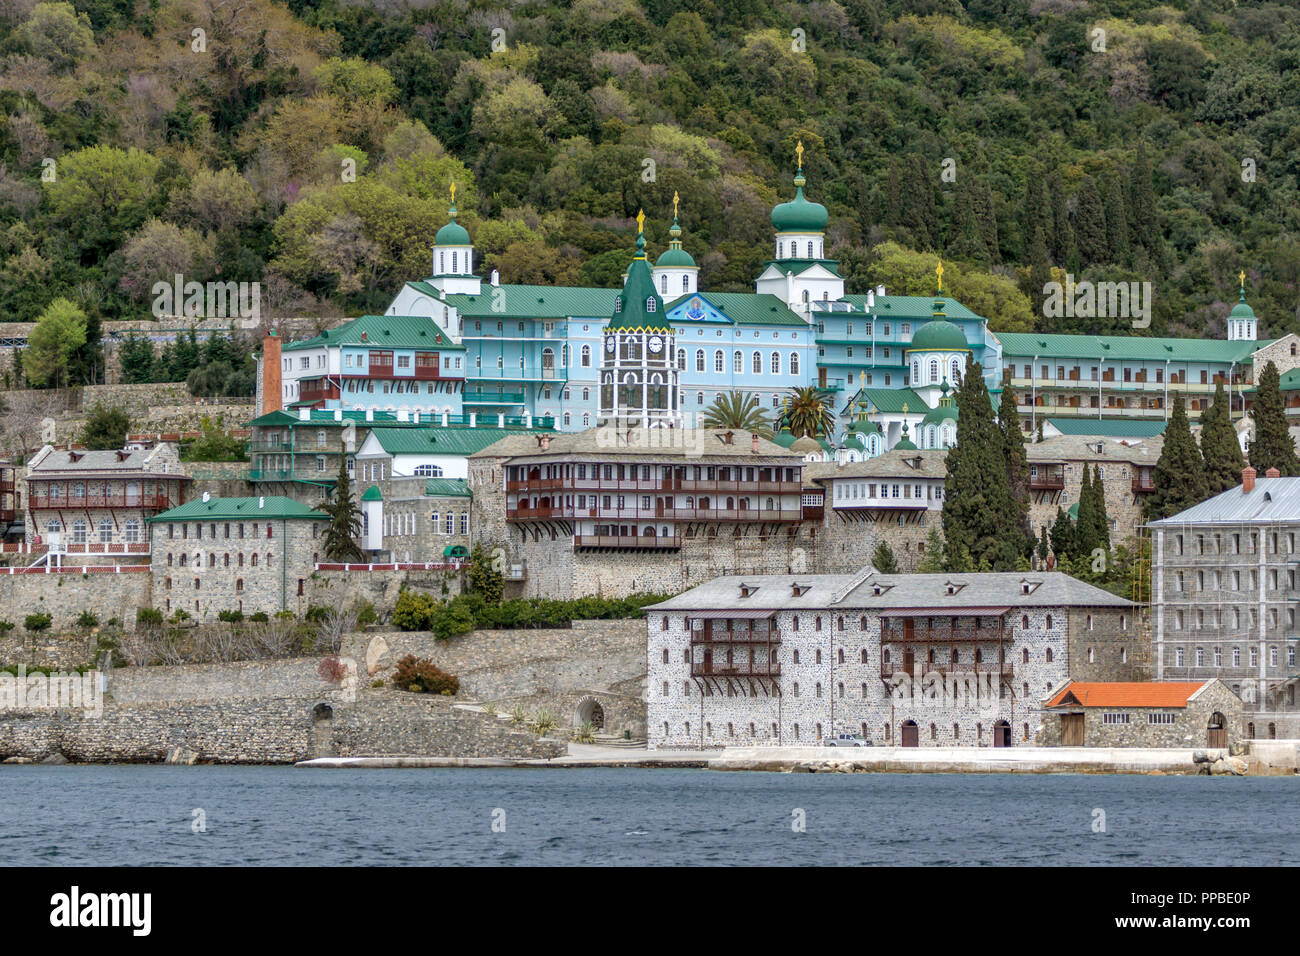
1026,434 -> 1161,546
147,495 -> 329,620
645,569 -> 1140,749
0,460 -> 18,542
355,477 -> 472,562
468,426 -> 824,598
1148,467 -> 1300,738
25,443 -> 190,561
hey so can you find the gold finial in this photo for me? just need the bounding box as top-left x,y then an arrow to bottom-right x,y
672,191 -> 680,218
935,260 -> 944,292
1239,269 -> 1246,289
859,370 -> 866,386
450,181 -> 456,204
902,402 -> 909,415
636,208 -> 645,234
795,140 -> 804,169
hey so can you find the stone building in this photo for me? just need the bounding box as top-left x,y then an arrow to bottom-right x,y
352,477 -> 472,563
0,460 -> 18,542
1039,680 -> 1241,749
25,443 -> 189,563
804,450 -> 946,571
1026,434 -> 1161,546
1148,468 -> 1300,738
468,426 -> 831,598
645,569 -> 1140,750
147,495 -> 329,620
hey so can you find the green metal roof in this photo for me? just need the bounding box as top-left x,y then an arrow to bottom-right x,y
761,258 -> 842,277
148,496 -> 328,522
444,285 -> 618,319
425,478 -> 472,498
664,291 -> 806,327
607,231 -> 665,331
921,403 -> 958,426
839,295 -> 984,321
771,166 -> 828,232
909,317 -> 970,352
282,315 -> 465,352
443,544 -> 470,557
1046,418 -> 1168,438
366,426 -> 548,457
435,199 -> 471,245
841,387 -> 926,415
996,331 -> 1269,363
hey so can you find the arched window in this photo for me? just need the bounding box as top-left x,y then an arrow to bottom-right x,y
807,241 -> 814,258
930,359 -> 939,382
790,352 -> 799,375
72,519 -> 87,544
771,352 -> 780,374
714,350 -> 724,373
581,344 -> 591,367
912,360 -> 920,384
734,351 -> 743,373
676,349 -> 685,370
752,351 -> 762,374
98,518 -> 112,543
951,358 -> 962,383
695,350 -> 705,372
682,275 -> 689,292
645,297 -> 656,312
1046,614 -> 1053,629
661,275 -> 668,294
413,465 -> 444,477
1046,647 -> 1053,662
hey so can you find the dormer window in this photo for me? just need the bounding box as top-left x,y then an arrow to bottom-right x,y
1021,580 -> 1041,595
791,583 -> 810,597
646,297 -> 656,312
739,583 -> 756,598
944,581 -> 966,596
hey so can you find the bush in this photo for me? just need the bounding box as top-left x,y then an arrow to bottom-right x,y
24,612 -> 51,633
170,609 -> 190,623
304,605 -> 331,624
355,602 -> 378,626
136,608 -> 164,626
76,611 -> 99,628
249,611 -> 269,623
217,609 -> 244,623
390,655 -> 459,695
391,590 -> 437,631
0,620 -> 14,635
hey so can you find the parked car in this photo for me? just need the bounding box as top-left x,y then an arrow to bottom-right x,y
823,733 -> 871,747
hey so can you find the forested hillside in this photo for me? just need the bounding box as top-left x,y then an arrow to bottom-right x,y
0,0 -> 1298,386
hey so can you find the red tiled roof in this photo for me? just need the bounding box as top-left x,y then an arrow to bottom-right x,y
1046,681 -> 1210,709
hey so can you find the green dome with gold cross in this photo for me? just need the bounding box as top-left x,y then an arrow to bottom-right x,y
771,140 -> 829,233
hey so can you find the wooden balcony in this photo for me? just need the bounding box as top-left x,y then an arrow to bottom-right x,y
1131,477 -> 1156,494
29,494 -> 173,510
1029,474 -> 1065,491
692,661 -> 781,678
880,661 -> 1013,678
573,534 -> 681,550
881,624 -> 1006,643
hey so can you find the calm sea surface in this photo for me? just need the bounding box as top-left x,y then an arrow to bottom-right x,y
0,766 -> 1294,866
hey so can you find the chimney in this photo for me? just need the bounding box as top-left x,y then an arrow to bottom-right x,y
540,434 -> 551,451
261,330 -> 282,415
365,409 -> 373,422
298,407 -> 310,422
875,284 -> 885,296
1266,467 -> 1280,479
258,496 -> 265,509
751,433 -> 759,453
202,491 -> 210,503
1243,466 -> 1256,493
361,331 -> 367,342
491,269 -> 500,287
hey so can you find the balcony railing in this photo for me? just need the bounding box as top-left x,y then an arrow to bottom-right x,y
509,506 -> 803,523
1131,478 -> 1156,494
29,494 -> 172,510
881,625 -> 1006,643
55,542 -> 151,555
692,661 -> 781,678
463,392 -> 527,405
880,661 -> 1013,678
692,628 -> 780,644
1028,475 -> 1065,491
573,534 -> 681,550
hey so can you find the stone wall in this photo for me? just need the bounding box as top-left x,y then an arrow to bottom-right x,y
0,568 -> 152,635
345,618 -> 648,736
309,566 -> 464,619
1064,607 -> 1150,682
1037,681 -> 1243,748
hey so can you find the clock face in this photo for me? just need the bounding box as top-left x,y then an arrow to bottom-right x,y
605,336 -> 615,353
648,336 -> 663,353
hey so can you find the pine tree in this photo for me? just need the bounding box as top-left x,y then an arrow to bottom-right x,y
871,539 -> 899,573
1248,361 -> 1300,476
1026,225 -> 1052,324
1145,399 -> 1209,520
998,389 -> 1032,554
941,359 -> 1022,570
1037,525 -> 1050,567
903,154 -> 938,249
948,187 -> 987,264
1200,380 -> 1245,493
323,443 -> 366,562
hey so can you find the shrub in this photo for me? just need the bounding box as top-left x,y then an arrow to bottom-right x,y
531,709 -> 557,736
390,654 -> 459,695
136,608 -> 164,626
304,605 -> 331,624
355,601 -> 378,626
75,611 -> 99,628
573,721 -> 596,744
0,620 -> 14,635
217,609 -> 244,623
391,590 -> 437,631
508,705 -> 527,725
170,609 -> 190,623
370,678 -> 384,689
249,611 -> 269,623
273,610 -> 295,620
24,612 -> 51,633
317,656 -> 347,683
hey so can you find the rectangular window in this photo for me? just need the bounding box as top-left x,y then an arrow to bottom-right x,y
1102,713 -> 1131,725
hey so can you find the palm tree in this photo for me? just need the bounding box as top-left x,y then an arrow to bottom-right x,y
701,391 -> 772,438
781,386 -> 834,438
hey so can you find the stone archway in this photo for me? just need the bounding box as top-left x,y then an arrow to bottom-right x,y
310,702 -> 337,758
575,697 -> 605,731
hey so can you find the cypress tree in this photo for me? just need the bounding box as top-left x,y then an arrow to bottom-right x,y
1048,169 -> 1073,265
1200,380 -> 1245,493
1050,506 -> 1076,562
941,359 -> 1022,570
885,158 -> 902,229
1130,143 -> 1160,259
974,179 -> 1000,263
1104,174 -> 1130,264
1037,525 -> 1050,567
323,442 -> 366,562
948,187 -> 987,264
1145,400 -> 1209,520
999,389 -> 1033,554
1090,463 -> 1110,553
872,539 -> 899,573
1248,361 -> 1300,476
1075,465 -> 1097,557
1026,224 -> 1052,324
1074,177 -> 1108,266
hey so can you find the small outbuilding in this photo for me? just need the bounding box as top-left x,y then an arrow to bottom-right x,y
1040,680 -> 1242,749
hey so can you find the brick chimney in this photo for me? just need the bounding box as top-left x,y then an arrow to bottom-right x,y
1243,466 -> 1256,493
261,329 -> 282,415
1266,467 -> 1281,479
751,432 -> 759,453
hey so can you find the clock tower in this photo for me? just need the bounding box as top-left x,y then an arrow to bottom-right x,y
599,210 -> 681,428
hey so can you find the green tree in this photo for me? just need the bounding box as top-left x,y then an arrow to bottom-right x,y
1049,506 -> 1076,563
781,386 -> 834,438
702,391 -> 771,437
322,444 -> 366,561
79,403 -> 130,450
941,359 -> 1022,571
871,539 -> 898,573
1075,465 -> 1097,557
1248,361 -> 1300,476
117,334 -> 156,383
1088,464 -> 1110,554
465,543 -> 504,605
998,388 -> 1032,552
1145,400 -> 1209,521
1200,380 -> 1245,494
1074,177 -> 1108,265
23,298 -> 87,388
917,527 -> 946,572
43,146 -> 161,259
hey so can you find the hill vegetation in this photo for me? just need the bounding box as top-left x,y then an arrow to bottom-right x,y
0,0 -> 1297,388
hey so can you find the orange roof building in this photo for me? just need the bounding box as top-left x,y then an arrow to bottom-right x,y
1046,682 -> 1212,709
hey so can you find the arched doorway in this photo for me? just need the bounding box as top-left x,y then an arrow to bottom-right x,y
576,697 -> 605,731
310,703 -> 336,758
994,720 -> 1011,748
1207,712 -> 1227,749
900,720 -> 919,748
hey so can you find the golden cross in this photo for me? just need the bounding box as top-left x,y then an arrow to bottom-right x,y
636,209 -> 645,234
902,402 -> 909,415
449,181 -> 456,204
673,191 -> 680,218
935,261 -> 944,291
1239,269 -> 1246,289
859,370 -> 866,386
795,140 -> 804,169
